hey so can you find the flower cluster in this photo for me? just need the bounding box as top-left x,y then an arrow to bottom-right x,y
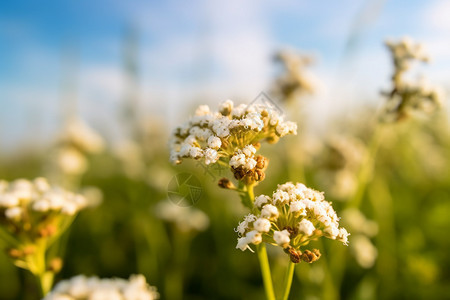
44,274 -> 159,300
235,182 -> 349,263
341,208 -> 378,268
229,145 -> 269,184
53,118 -> 105,176
315,134 -> 367,200
382,38 -> 443,122
273,50 -> 315,101
385,37 -> 428,73
0,178 -> 90,259
61,118 -> 105,154
169,100 -> 296,184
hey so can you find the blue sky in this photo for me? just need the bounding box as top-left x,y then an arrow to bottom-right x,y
1,0 -> 449,149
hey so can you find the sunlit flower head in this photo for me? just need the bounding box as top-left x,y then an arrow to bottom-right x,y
383,37 -> 444,122
235,182 -> 349,263
273,49 -> 316,100
0,178 -> 93,261
385,37 -> 428,72
169,100 -> 297,184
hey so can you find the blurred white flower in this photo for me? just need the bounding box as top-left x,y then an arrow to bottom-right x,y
44,274 -> 159,300
63,118 -> 105,154
154,200 -> 209,233
351,235 -> 378,269
57,147 -> 88,175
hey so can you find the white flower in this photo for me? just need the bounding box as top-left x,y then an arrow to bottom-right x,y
34,177 -> 50,192
170,100 -> 297,167
207,136 -> 222,149
253,218 -> 271,233
57,147 -> 88,175
0,178 -> 91,229
5,207 -> 22,221
44,275 -> 159,300
272,190 -> 290,205
244,157 -> 257,170
229,153 -> 246,169
235,182 -> 349,262
63,118 -> 104,154
204,148 -> 219,165
219,99 -> 233,114
274,230 -> 290,248
231,104 -> 247,117
261,204 -> 279,220
289,200 -> 306,215
254,195 -> 269,208
324,225 -> 340,239
337,228 -> 350,245
351,235 -> 377,268
189,147 -> 203,159
246,230 -> 262,245
242,145 -> 256,157
195,105 -> 210,116
33,200 -> 51,212
61,202 -> 78,215
276,123 -> 290,136
298,219 -> 315,236
0,194 -> 19,208
236,237 -> 251,251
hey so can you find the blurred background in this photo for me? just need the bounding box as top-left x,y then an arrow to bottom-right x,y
1,0 -> 450,299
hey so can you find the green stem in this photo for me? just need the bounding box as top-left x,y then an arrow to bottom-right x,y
256,243 -> 276,300
243,184 -> 276,300
282,260 -> 295,300
26,241 -> 53,296
238,182 -> 255,209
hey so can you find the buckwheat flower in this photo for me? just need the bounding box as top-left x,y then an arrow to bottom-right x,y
189,147 -> 203,159
261,204 -> 279,220
242,144 -> 256,157
382,38 -> 444,122
274,230 -> 291,247
207,136 -> 222,149
246,230 -> 262,245
273,190 -> 290,205
5,207 -> 22,221
0,178 -> 93,259
229,153 -> 247,169
204,148 -> 219,165
236,237 -> 251,251
255,195 -> 270,208
0,178 -> 96,294
0,194 -> 19,208
289,201 -> 306,215
273,50 -> 316,101
170,99 -> 297,185
219,99 -> 233,115
254,218 -> 271,233
44,274 -> 159,300
235,182 -> 349,263
298,219 -> 315,236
